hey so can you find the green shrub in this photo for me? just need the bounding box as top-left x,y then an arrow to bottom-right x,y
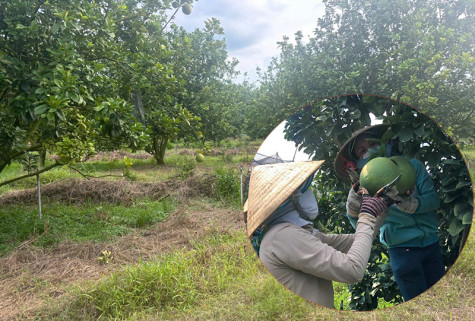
177,157 -> 195,178
215,168 -> 241,207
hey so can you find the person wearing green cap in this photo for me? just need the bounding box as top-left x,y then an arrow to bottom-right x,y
335,124 -> 445,302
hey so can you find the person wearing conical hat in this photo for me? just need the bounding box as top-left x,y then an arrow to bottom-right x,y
335,124 -> 445,302
245,160 -> 397,308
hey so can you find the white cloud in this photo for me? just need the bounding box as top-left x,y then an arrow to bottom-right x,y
171,0 -> 325,82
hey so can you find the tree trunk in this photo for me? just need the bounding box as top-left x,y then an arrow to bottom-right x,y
37,150 -> 46,220
39,150 -> 46,168
133,88 -> 146,124
152,135 -> 168,165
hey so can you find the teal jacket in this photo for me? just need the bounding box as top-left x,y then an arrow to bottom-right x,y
347,159 -> 440,248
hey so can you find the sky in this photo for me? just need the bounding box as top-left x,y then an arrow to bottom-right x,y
256,114 -> 383,162
171,0 -> 325,82
256,120 -> 311,162
171,1 -> 328,159
170,2 -> 387,163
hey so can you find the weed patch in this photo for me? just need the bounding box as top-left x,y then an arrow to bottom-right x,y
40,230 -> 253,320
215,167 -> 241,208
0,199 -> 174,256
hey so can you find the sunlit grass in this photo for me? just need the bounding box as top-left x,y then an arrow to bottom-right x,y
31,222 -> 475,320
0,198 -> 174,256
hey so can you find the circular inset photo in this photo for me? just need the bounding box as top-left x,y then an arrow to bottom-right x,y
242,94 -> 473,311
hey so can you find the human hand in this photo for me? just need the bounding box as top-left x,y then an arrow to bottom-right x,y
347,169 -> 360,186
359,186 -> 397,218
394,195 -> 419,213
374,185 -> 399,207
347,184 -> 363,218
398,185 -> 416,197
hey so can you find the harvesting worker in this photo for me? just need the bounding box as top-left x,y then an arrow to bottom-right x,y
334,124 -> 445,302
244,160 -> 397,308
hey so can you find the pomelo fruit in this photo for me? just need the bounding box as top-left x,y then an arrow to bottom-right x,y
390,156 -> 416,195
196,153 -> 205,162
360,157 -> 400,195
182,3 -> 192,15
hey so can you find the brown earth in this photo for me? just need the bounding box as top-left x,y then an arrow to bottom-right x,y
0,198 -> 244,320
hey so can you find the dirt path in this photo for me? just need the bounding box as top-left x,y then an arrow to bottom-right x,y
0,199 -> 245,320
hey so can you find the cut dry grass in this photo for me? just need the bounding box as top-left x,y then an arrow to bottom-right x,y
0,174 -> 217,206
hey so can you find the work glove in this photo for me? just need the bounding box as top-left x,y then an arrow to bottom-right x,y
346,180 -> 363,218
360,186 -> 398,218
394,195 -> 419,214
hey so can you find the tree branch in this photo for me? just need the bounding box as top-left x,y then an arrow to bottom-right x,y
160,6 -> 181,36
7,144 -> 44,163
0,162 -> 62,188
67,165 -> 124,179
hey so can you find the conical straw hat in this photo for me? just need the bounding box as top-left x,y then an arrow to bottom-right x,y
246,160 -> 325,237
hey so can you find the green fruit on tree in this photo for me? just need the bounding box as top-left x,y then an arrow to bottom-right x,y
182,3 -> 192,15
196,153 -> 205,162
360,157 -> 400,195
390,156 -> 416,195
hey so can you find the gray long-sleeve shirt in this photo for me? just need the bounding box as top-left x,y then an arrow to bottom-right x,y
259,213 -> 378,308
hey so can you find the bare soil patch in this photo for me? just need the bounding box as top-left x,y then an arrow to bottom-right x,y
0,198 -> 245,320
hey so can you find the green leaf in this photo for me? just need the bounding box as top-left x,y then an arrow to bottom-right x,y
442,159 -> 459,165
454,202 -> 470,219
414,125 -> 425,137
448,219 -> 464,236
55,110 -> 66,121
47,112 -> 55,122
455,180 -> 471,189
398,128 -> 413,142
441,182 -> 458,193
440,175 -> 456,186
443,192 -> 461,204
381,128 -> 396,142
363,103 -> 383,116
326,123 -> 336,137
34,105 -> 48,115
35,88 -> 47,94
94,63 -> 106,72
462,211 -> 473,225
348,109 -> 361,119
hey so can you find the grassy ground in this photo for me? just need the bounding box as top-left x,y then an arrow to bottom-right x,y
0,199 -> 174,256
28,221 -> 475,321
0,142 -> 473,320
